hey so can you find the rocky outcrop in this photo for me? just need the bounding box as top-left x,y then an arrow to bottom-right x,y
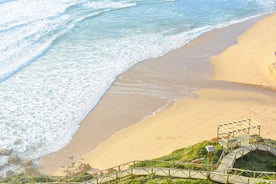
0,148 -> 13,156
63,162 -> 92,176
5,170 -> 15,177
21,160 -> 33,167
8,155 -> 20,165
24,166 -> 39,176
1,153 -> 38,178
79,163 -> 91,172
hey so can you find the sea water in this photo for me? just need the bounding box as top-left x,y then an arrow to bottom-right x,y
0,0 -> 275,175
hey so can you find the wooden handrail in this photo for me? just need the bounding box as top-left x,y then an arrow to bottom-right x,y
2,143 -> 275,183
225,168 -> 276,179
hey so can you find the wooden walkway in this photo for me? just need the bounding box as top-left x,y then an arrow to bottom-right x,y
2,142 -> 273,183
216,146 -> 253,173
84,143 -> 276,184
85,167 -> 276,184
216,142 -> 276,172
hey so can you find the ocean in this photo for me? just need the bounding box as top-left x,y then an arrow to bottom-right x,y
0,0 -> 275,175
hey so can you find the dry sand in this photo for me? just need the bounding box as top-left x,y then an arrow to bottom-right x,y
39,14 -> 276,175
83,13 -> 276,170
212,13 -> 276,87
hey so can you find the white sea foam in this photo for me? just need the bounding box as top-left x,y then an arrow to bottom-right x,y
0,0 -> 138,81
0,0 -> 76,81
84,0 -> 136,9
0,16 -> 71,80
249,0 -> 276,7
0,0 -> 70,27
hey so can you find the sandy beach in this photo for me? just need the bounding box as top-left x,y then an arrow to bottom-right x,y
40,13 -> 276,175
84,88 -> 276,169
212,13 -> 276,87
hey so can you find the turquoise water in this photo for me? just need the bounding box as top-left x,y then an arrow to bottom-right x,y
0,0 -> 275,174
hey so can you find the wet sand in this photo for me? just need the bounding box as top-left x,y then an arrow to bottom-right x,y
39,15 -> 269,175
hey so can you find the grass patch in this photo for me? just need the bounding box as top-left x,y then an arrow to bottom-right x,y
0,174 -> 55,184
132,140 -> 224,170
233,150 -> 276,172
0,172 -> 93,183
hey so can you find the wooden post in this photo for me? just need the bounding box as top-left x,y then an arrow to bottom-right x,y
226,175 -> 229,184
131,168 -> 134,179
227,132 -> 230,150
217,126 -> 219,143
206,171 -> 210,180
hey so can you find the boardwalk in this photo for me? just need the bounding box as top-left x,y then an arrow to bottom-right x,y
86,167 -> 276,184
85,143 -> 276,184
0,142 -> 274,183
214,143 -> 276,183
216,146 -> 252,173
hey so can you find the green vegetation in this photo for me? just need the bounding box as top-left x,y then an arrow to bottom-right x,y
116,175 -> 218,184
233,150 -> 276,172
132,140 -> 224,170
262,138 -> 276,145
0,172 -> 93,184
0,174 -> 54,184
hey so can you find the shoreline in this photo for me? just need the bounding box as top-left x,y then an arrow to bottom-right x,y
39,14 -> 271,175
83,13 -> 276,170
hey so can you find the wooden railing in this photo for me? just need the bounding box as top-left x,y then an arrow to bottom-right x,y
228,142 -> 276,170
209,171 -> 276,184
85,143 -> 276,184
1,143 -> 274,183
87,168 -> 210,184
225,168 -> 276,180
86,167 -> 276,184
214,150 -> 225,169
230,146 -> 252,168
92,161 -> 135,177
256,142 -> 276,156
